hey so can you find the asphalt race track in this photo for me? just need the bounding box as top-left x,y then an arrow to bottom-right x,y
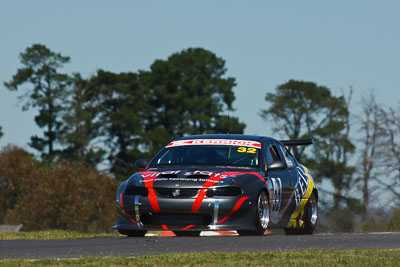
1,233 -> 400,259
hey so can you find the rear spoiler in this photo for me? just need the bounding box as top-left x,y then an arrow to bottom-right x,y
279,139 -> 315,147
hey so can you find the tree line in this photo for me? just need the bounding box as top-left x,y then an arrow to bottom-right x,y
3,44 -> 244,178
1,44 -> 400,232
261,82 -> 400,231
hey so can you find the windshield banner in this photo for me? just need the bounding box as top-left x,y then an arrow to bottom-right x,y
167,139 -> 262,148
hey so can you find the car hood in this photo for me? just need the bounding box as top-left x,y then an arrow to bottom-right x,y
130,167 -> 261,188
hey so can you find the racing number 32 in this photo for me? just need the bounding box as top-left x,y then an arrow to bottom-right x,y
237,147 -> 256,153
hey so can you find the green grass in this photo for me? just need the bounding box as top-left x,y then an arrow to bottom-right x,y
0,230 -> 120,240
0,230 -> 171,240
1,250 -> 400,266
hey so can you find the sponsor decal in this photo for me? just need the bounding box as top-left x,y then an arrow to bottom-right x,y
294,187 -> 301,207
295,166 -> 310,206
271,178 -> 282,213
151,177 -> 226,183
167,139 -> 262,148
287,165 -> 315,228
270,177 -> 282,224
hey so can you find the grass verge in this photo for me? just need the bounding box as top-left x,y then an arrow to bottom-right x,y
0,230 -> 120,240
1,229 -> 287,240
1,250 -> 400,266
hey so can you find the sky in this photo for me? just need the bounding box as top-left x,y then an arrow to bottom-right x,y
1,0 -> 399,151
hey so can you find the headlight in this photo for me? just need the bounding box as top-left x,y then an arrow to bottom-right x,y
206,187 -> 242,197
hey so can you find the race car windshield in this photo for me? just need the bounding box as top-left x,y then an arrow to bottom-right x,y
149,145 -> 260,167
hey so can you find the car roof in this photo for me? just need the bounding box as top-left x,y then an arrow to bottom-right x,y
175,134 -> 278,144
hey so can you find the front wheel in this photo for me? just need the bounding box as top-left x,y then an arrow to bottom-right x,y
285,191 -> 318,235
238,191 -> 270,236
117,229 -> 147,237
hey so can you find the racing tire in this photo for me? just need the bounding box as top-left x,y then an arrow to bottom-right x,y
117,229 -> 147,237
284,191 -> 318,235
173,230 -> 201,237
237,190 -> 270,236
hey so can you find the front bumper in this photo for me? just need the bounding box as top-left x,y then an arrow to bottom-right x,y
113,194 -> 256,231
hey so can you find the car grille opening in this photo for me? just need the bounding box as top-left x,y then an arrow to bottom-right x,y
141,213 -> 212,226
154,187 -> 199,198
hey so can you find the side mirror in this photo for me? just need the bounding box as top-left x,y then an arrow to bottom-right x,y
268,161 -> 286,171
135,159 -> 148,169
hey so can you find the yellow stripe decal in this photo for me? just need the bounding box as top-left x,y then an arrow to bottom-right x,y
287,166 -> 315,228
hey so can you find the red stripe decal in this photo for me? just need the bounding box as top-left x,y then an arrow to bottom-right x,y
140,172 -> 161,213
216,196 -> 249,224
162,224 -> 168,230
119,193 -> 136,223
191,188 -> 208,213
191,176 -> 224,213
120,193 -> 124,209
248,172 -> 268,186
147,187 -> 161,213
182,225 -> 195,231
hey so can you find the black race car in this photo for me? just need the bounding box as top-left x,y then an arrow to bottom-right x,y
114,134 -> 318,236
